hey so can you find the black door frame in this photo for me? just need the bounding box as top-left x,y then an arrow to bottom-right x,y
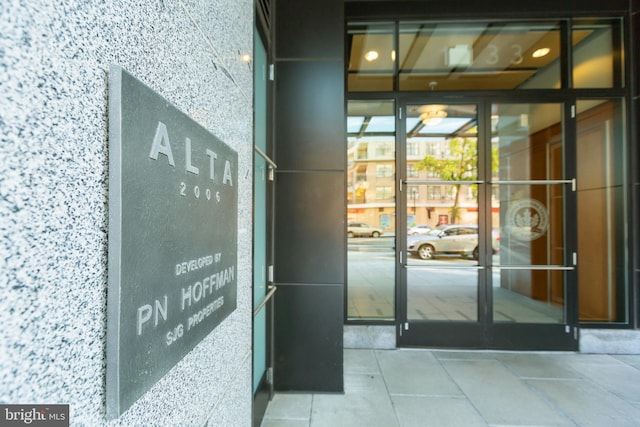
395,95 -> 579,351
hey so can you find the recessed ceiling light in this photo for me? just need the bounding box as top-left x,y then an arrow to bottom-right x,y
364,50 -> 379,62
532,48 -> 550,58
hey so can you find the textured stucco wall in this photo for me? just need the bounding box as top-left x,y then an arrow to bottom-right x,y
0,1 -> 254,425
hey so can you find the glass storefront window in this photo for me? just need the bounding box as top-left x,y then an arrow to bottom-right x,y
348,23 -> 396,92
399,22 -> 562,91
491,103 -> 566,324
346,15 -> 632,338
576,99 -> 627,322
572,20 -> 623,88
347,100 -> 396,320
348,19 -> 627,92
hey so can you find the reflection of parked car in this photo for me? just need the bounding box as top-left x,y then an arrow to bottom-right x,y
408,225 -> 433,235
348,222 -> 384,238
407,224 -> 498,260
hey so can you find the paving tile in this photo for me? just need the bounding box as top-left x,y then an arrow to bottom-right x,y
441,359 -> 574,426
344,349 -> 380,375
432,350 -> 498,361
376,349 -> 463,396
261,349 -> 640,427
311,373 -> 398,427
391,395 -> 488,427
262,420 -> 309,427
263,393 -> 312,420
495,352 -> 582,379
567,355 -> 640,402
612,354 -> 640,371
529,378 -> 640,427
343,372 -> 389,395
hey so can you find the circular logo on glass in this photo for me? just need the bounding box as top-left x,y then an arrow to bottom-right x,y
505,198 -> 548,242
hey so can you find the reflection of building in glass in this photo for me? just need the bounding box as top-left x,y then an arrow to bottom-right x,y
347,130 -> 493,231
347,137 -> 396,230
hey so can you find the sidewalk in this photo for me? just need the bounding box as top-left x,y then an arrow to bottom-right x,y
261,348 -> 640,427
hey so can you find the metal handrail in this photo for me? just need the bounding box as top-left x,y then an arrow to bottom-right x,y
405,265 -> 485,270
494,265 -> 575,270
404,180 -> 484,185
490,180 -> 573,185
254,146 -> 277,169
404,179 -> 573,185
404,265 -> 574,270
253,285 -> 277,318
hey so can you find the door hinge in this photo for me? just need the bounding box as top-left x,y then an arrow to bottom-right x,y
269,63 -> 275,81
399,322 -> 409,336
268,265 -> 274,282
572,178 -> 576,192
571,105 -> 576,118
267,367 -> 273,384
573,252 -> 577,266
399,107 -> 403,120
399,180 -> 403,192
268,166 -> 275,181
399,251 -> 403,264
565,326 -> 578,340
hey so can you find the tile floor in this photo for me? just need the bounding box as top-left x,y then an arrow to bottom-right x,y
261,348 -> 640,427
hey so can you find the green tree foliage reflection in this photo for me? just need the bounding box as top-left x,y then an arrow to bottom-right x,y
416,137 -> 497,224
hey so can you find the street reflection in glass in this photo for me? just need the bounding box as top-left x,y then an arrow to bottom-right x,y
408,267 -> 478,322
347,100 -> 396,320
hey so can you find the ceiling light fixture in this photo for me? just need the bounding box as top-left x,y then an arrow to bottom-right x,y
364,50 -> 379,62
532,47 -> 550,58
419,105 -> 448,127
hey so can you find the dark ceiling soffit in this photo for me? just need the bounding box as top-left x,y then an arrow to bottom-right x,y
345,0 -> 631,20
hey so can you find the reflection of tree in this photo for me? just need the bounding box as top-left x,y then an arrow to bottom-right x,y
416,138 -> 496,224
354,182 -> 368,204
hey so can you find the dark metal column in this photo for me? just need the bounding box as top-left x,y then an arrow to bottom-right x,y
272,0 -> 345,391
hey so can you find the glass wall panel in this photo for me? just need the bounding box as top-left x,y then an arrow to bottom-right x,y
576,99 -> 627,322
398,22 -> 561,91
253,153 -> 267,391
573,20 -> 623,88
253,32 -> 268,393
491,103 -> 566,324
347,100 -> 396,319
347,23 -> 396,92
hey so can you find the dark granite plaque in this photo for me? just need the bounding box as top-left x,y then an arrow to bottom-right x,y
106,65 -> 238,418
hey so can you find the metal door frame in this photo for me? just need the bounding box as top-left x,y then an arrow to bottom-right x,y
396,96 -> 579,350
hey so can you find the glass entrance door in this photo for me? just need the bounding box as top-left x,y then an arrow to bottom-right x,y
399,101 -> 578,350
